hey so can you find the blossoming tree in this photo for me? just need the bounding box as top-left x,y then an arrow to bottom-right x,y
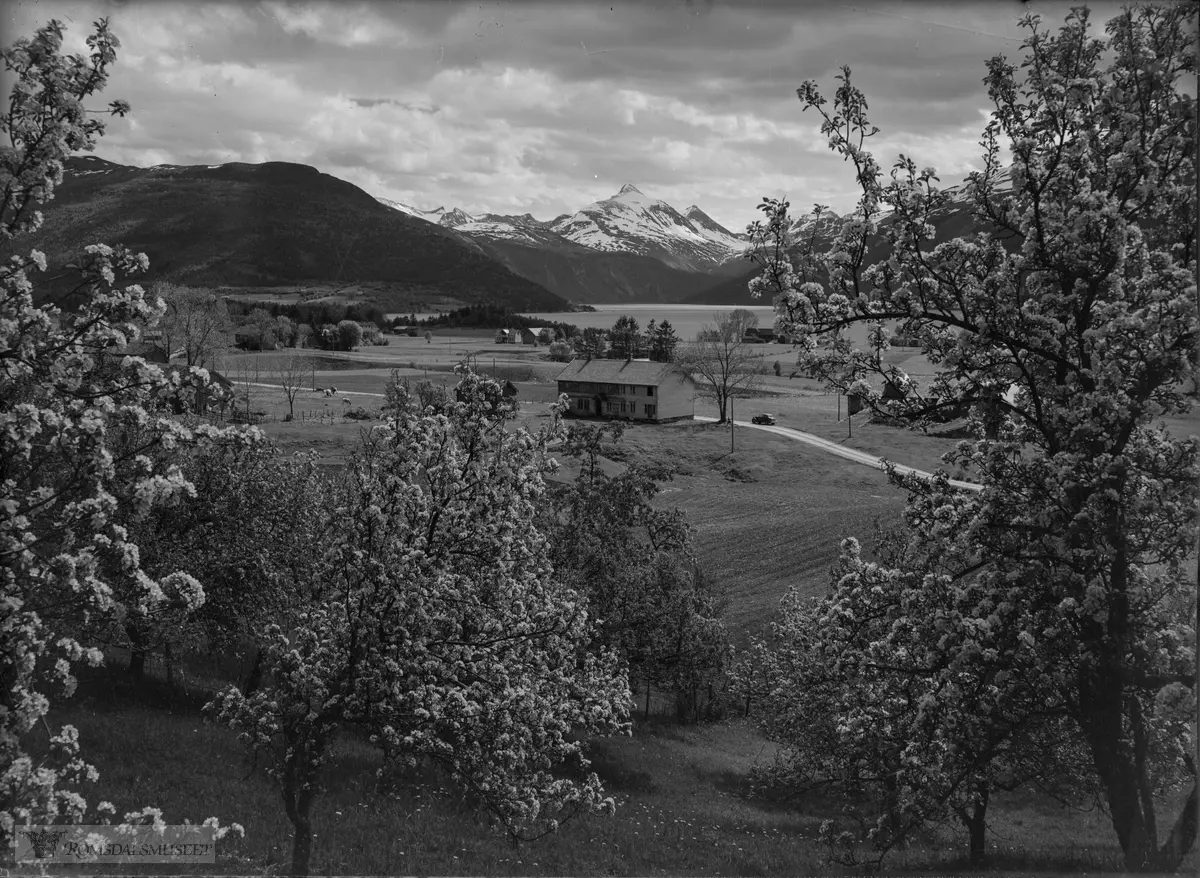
545,420 -> 729,720
747,5 -> 1197,871
1,17 -> 248,845
210,371 -> 631,877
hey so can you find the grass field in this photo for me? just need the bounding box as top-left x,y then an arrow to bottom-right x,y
44,675 -> 1161,876
613,421 -> 909,637
215,378 -> 916,633
223,341 -> 1198,632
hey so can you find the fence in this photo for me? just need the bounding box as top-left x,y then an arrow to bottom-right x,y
211,407 -> 384,426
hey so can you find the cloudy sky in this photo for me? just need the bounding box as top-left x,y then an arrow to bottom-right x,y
9,0 -> 1132,231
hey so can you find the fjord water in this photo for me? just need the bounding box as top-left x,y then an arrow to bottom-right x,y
524,304 -> 778,341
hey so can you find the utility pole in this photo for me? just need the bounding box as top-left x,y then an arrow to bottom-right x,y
730,393 -> 735,453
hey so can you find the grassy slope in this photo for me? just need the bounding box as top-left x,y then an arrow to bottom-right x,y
49,678 -> 1149,876
615,420 -> 909,637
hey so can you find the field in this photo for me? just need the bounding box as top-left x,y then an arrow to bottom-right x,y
216,337 -> 958,635
49,673 -> 1154,877
221,333 -> 1198,633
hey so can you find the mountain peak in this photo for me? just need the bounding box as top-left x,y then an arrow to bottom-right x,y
616,183 -> 643,197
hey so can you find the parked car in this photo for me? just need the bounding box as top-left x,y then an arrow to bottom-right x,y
751,413 -> 776,426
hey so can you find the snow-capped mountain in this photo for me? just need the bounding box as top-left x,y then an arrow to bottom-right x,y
452,220 -> 576,249
476,212 -> 555,229
788,206 -> 844,240
373,184 -> 752,302
376,185 -> 744,271
438,207 -> 476,228
685,204 -> 749,244
548,183 -> 746,272
937,166 -> 1014,210
377,197 -> 448,223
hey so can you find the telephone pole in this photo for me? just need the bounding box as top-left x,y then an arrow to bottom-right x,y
730,393 -> 735,453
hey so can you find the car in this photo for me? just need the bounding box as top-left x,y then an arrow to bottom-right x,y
751,413 -> 776,426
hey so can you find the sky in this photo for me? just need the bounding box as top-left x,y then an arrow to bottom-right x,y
7,0 -> 1138,232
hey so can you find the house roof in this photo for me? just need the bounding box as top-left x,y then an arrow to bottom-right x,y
556,358 -> 692,386
120,341 -> 169,363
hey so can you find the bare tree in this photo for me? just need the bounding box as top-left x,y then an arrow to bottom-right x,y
228,357 -> 259,422
274,353 -> 311,419
153,281 -> 233,368
727,308 -> 760,338
678,312 -> 765,423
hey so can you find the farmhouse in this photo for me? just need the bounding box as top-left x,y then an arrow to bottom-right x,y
556,358 -> 695,423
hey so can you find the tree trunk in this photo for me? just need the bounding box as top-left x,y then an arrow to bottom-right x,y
1080,679 -> 1161,869
955,781 -> 989,868
126,624 -> 147,681
243,646 -> 264,695
1157,781 -> 1197,869
284,781 -> 315,877
1073,537 -> 1188,872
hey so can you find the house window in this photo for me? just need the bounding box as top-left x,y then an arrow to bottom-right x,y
647,386 -> 654,397
645,404 -> 656,418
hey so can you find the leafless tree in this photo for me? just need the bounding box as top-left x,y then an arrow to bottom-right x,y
274,353 -> 311,418
678,312 -> 766,423
153,281 -> 233,368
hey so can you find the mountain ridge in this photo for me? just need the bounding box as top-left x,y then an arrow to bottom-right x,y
20,156 -> 571,312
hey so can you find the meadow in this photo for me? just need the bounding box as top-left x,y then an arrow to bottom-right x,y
52,674 -> 1145,877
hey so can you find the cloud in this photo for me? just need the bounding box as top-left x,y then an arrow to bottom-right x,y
6,0 -> 1133,231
